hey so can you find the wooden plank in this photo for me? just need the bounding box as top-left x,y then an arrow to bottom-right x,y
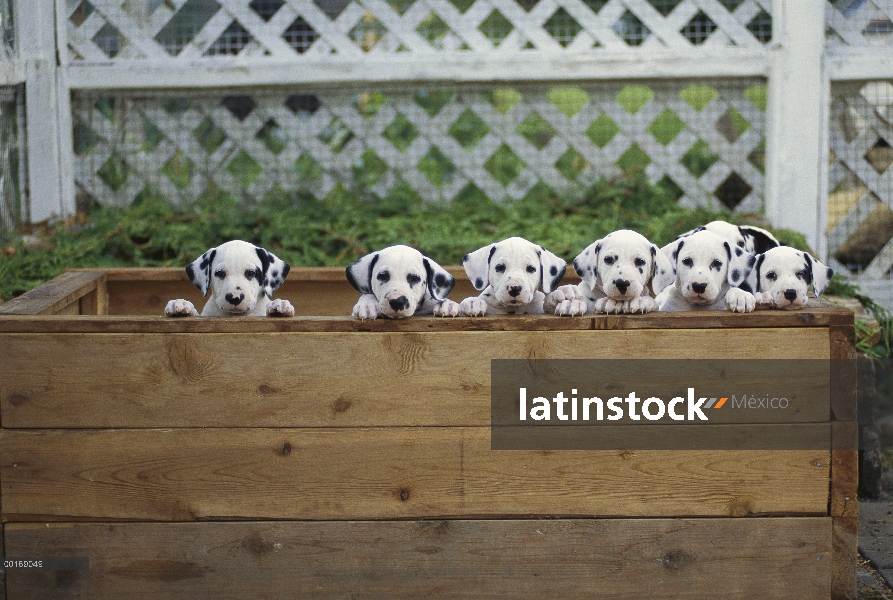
0,329 -> 830,428
0,428 -> 831,521
5,518 -> 831,599
65,49 -> 770,91
0,271 -> 106,315
0,306 -> 854,333
832,516 -> 858,600
78,280 -> 108,316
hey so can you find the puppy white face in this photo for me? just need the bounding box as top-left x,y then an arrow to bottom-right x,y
752,247 -> 832,309
346,245 -> 455,318
186,240 -> 290,315
667,230 -> 753,305
573,230 -> 674,301
464,237 -> 566,308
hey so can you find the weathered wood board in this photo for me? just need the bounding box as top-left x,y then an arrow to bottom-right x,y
1,428 -> 830,521
5,519 -> 832,600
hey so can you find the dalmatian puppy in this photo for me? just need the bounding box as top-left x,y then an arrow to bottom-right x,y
743,246 -> 833,309
459,237 -> 566,316
664,220 -> 780,259
547,230 -> 675,315
165,240 -> 293,317
347,245 -> 458,319
657,229 -> 757,312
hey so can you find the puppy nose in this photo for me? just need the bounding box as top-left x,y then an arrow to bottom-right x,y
389,296 -> 410,311
614,279 -> 630,294
225,293 -> 244,306
508,286 -> 523,297
783,289 -> 797,301
691,282 -> 707,294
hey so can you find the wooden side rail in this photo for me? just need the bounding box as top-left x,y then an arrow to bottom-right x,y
0,271 -> 108,316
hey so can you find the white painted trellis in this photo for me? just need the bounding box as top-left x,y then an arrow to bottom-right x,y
1,0 -> 893,304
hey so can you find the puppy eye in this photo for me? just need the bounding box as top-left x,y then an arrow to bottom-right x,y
737,241 -> 745,248
214,270 -> 226,279
377,271 -> 390,283
495,264 -> 506,273
634,258 -> 646,267
766,271 -> 777,280
526,265 -> 537,273
681,258 -> 694,267
603,256 -> 614,265
407,274 -> 421,285
711,259 -> 723,269
245,270 -> 256,280
796,271 -> 806,280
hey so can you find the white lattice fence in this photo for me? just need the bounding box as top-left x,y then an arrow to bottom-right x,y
66,0 -> 772,61
827,80 -> 893,278
826,0 -> 893,46
73,80 -> 766,210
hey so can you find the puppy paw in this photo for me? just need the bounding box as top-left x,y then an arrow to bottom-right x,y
460,297 -> 488,317
165,299 -> 198,317
725,288 -> 756,313
352,296 -> 380,320
267,299 -> 295,317
551,285 -> 584,304
594,297 -> 628,314
627,296 -> 657,314
754,291 -> 774,307
554,298 -> 588,316
433,299 -> 460,317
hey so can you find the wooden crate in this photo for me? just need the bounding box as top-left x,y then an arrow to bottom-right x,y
0,268 -> 857,599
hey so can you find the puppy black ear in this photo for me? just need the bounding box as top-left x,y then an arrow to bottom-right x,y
463,244 -> 496,291
423,256 -> 455,301
538,246 -> 566,293
346,252 -> 380,294
186,248 -> 217,297
805,253 -> 833,295
740,226 -> 781,254
650,244 -> 675,294
726,241 -> 754,287
752,254 -> 764,292
255,246 -> 290,298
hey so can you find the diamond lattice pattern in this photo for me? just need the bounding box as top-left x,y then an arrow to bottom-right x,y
73,81 -> 766,212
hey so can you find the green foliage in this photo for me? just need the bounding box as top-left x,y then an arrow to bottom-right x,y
1,172 -> 889,362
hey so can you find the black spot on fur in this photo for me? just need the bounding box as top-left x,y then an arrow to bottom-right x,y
826,267 -> 833,280
475,277 -> 484,289
550,266 -> 557,276
747,255 -> 756,268
732,269 -> 740,282
754,254 -> 765,291
435,273 -> 447,287
463,253 -> 470,263
739,281 -> 752,293
803,260 -> 813,285
723,241 -> 732,261
735,247 -> 743,257
487,245 -> 497,264
272,270 -> 278,278
673,240 -> 683,261
742,228 -> 780,254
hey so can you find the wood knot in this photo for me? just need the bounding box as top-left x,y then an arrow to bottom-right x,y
662,550 -> 693,571
332,398 -> 352,414
278,442 -> 292,457
257,384 -> 280,396
727,497 -> 754,517
399,488 -> 410,502
7,391 -> 30,406
241,535 -> 275,557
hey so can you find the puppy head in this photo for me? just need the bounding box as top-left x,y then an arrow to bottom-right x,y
664,230 -> 754,305
572,230 -> 674,301
346,245 -> 455,319
751,246 -> 833,309
186,240 -> 290,314
463,237 -> 565,307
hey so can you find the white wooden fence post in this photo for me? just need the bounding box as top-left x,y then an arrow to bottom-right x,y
765,0 -> 826,254
17,0 -> 73,222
